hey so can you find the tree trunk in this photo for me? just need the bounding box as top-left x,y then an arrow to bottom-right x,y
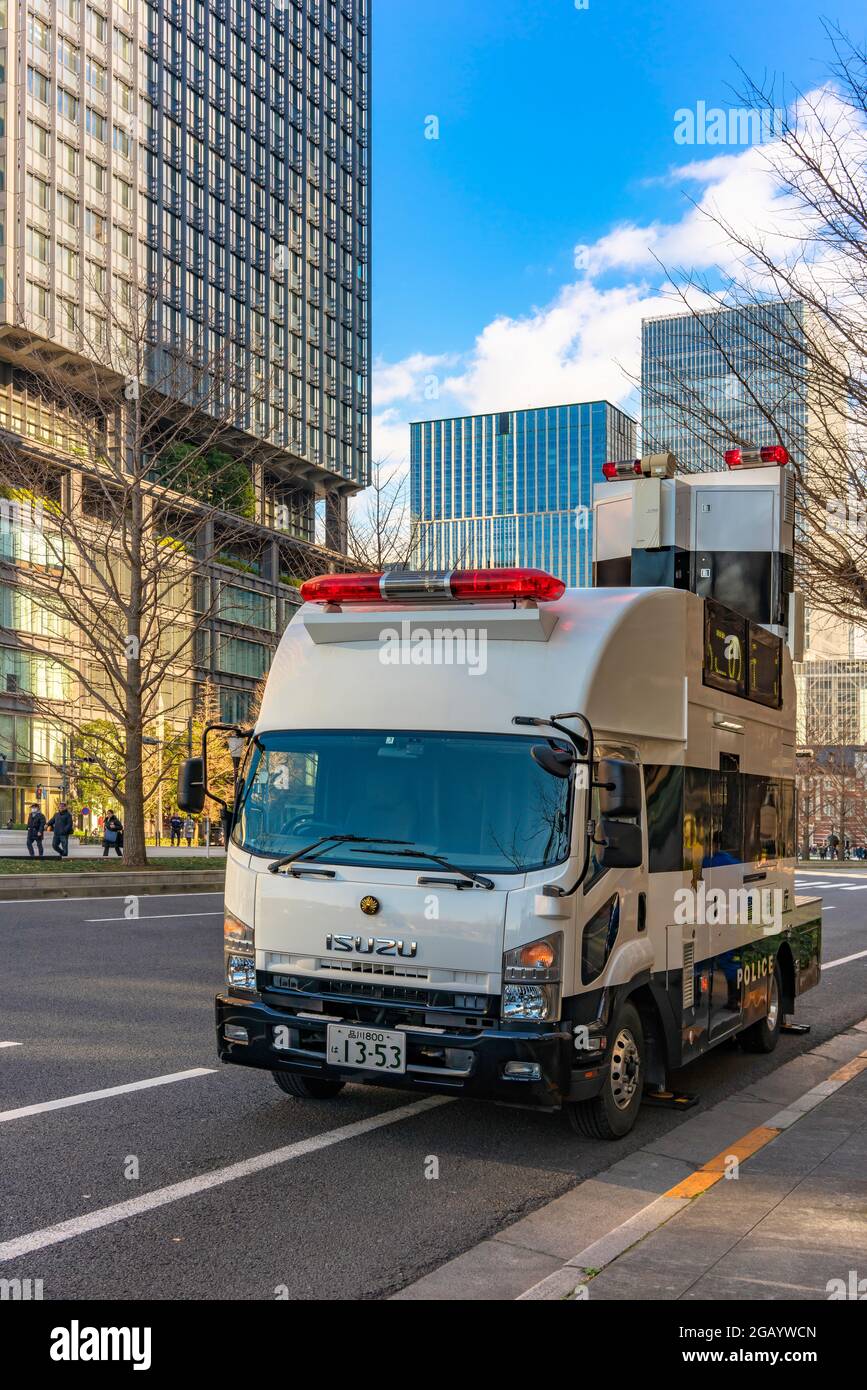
124,711 -> 148,868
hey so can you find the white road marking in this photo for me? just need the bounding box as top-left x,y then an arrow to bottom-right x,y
0,891 -> 224,912
796,872 -> 867,881
835,885 -> 867,892
0,1095 -> 453,1262
0,1068 -> 216,1124
824,948 -> 867,970
0,1042 -> 22,1049
84,912 -> 223,922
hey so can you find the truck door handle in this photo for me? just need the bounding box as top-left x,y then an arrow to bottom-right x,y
637,892 -> 647,932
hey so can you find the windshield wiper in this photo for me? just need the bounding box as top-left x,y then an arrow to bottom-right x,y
268,835 -> 411,874
350,843 -> 495,890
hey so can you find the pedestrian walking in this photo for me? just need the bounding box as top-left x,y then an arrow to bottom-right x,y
47,802 -> 74,858
102,810 -> 124,858
25,803 -> 46,858
170,811 -> 183,847
183,815 -> 195,848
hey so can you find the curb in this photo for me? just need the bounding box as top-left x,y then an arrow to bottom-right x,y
0,870 -> 226,900
519,1037 -> 867,1301
392,1018 -> 867,1302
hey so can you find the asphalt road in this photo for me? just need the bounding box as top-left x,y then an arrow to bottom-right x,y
1,874 -> 865,1301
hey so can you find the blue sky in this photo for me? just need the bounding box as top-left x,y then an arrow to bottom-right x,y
370,0 -> 866,463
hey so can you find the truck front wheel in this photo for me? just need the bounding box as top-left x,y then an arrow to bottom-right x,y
568,1002 -> 644,1140
272,1071 -> 346,1100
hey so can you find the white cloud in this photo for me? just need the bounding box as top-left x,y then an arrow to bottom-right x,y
371,84 -> 867,470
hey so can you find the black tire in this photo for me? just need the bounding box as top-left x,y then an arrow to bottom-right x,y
272,1071 -> 346,1100
740,962 -> 783,1054
568,1002 -> 644,1140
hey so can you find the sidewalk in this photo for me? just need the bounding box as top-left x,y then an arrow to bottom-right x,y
394,1019 -> 867,1301
0,843 -> 224,859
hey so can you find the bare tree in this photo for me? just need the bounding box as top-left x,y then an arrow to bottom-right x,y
0,274 -> 327,865
345,460 -> 423,571
638,27 -> 867,631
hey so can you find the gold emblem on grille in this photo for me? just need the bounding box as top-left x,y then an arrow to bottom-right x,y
360,895 -> 380,916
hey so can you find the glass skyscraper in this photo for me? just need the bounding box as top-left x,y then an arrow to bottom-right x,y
641,301 -> 807,471
0,0 -> 371,824
410,402 -> 636,587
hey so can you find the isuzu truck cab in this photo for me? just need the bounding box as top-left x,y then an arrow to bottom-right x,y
179,454 -> 820,1139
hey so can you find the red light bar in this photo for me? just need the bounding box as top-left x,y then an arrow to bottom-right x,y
449,568 -> 565,601
300,567 -> 565,605
603,459 -> 643,480
300,573 -> 383,604
725,445 -> 790,469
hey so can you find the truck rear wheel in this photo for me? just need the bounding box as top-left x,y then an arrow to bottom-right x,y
740,962 -> 782,1054
272,1071 -> 346,1100
568,1002 -> 644,1140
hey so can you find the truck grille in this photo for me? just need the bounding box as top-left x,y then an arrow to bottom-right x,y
317,959 -> 429,981
265,971 -> 492,1016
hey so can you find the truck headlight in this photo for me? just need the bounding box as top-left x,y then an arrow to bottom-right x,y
502,984 -> 558,1021
224,911 -> 255,992
503,933 -> 562,983
502,934 -> 562,1021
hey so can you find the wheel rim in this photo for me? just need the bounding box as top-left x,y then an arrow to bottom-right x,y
609,1026 -> 641,1110
767,973 -> 780,1030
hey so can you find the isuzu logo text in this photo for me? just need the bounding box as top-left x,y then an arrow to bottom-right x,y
326,934 -> 418,958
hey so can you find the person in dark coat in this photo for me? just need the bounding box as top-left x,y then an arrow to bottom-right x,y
169,812 -> 183,847
102,811 -> 124,858
47,803 -> 73,858
26,803 -> 46,858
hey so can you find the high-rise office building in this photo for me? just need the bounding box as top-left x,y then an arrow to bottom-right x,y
641,300 -> 809,473
0,0 -> 371,824
410,402 -> 636,587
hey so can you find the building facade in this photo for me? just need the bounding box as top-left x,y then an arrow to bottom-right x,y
0,0 -> 371,825
410,402 -> 636,587
641,300 -> 808,473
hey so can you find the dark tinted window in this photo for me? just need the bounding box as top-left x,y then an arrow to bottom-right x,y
704,600 -> 747,698
749,625 -> 782,708
780,779 -> 796,858
645,763 -> 683,873
709,770 -> 743,865
744,776 -> 781,862
582,893 -> 620,985
684,766 -> 713,877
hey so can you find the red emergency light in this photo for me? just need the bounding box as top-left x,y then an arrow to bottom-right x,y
300,567 -> 566,605
602,459 -> 643,480
724,445 -> 790,469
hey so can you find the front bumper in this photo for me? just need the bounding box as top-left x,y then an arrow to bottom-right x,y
216,992 -> 603,1109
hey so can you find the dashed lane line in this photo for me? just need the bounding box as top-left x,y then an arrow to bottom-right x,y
824,947 -> 867,969
0,891 -> 224,910
84,912 -> 223,922
0,1068 -> 216,1124
0,1095 -> 453,1263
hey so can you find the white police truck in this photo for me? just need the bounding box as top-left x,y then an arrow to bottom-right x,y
179,449 -> 820,1138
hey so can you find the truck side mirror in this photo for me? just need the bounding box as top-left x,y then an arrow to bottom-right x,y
598,819 -> 643,869
531,744 -> 577,779
178,757 -> 206,814
597,759 -> 642,818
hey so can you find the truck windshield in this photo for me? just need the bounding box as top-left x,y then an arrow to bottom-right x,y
233,730 -> 573,874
